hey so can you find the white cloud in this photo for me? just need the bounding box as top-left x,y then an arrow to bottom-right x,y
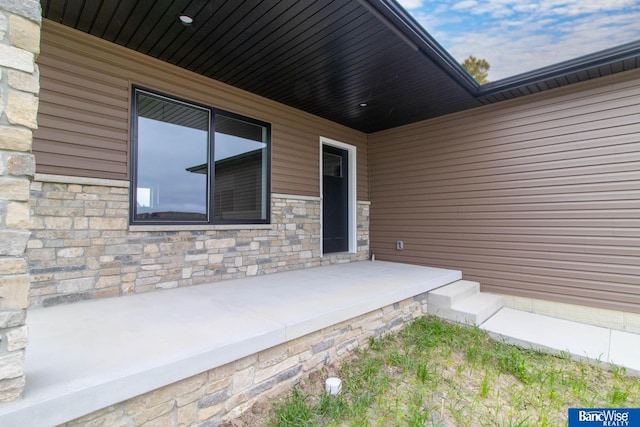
452,13 -> 640,79
401,0 -> 640,81
440,0 -> 640,19
396,0 -> 425,10
452,1 -> 479,11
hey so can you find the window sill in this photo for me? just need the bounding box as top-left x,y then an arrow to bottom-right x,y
129,223 -> 275,232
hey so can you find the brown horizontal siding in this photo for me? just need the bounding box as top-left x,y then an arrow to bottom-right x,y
35,20 -> 368,200
369,68 -> 640,313
35,43 -> 130,179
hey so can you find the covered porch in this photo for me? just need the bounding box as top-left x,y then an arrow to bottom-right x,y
0,261 -> 461,426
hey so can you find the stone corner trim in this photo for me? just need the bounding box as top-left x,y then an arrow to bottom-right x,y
0,0 -> 42,403
0,1 -> 42,24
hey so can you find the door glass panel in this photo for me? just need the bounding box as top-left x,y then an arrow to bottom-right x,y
323,152 -> 342,177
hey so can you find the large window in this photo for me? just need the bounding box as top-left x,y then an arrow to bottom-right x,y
130,87 -> 270,224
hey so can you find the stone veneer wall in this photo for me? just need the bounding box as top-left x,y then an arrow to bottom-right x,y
0,1 -> 41,402
27,175 -> 370,307
58,294 -> 426,427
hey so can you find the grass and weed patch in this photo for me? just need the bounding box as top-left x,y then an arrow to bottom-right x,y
265,316 -> 640,426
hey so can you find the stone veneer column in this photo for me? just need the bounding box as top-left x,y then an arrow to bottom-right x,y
0,0 -> 41,401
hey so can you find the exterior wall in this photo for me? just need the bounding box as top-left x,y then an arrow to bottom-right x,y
27,20 -> 372,308
34,20 -> 369,201
0,1 -> 41,402
57,294 -> 426,427
27,174 -> 370,307
369,68 -> 640,314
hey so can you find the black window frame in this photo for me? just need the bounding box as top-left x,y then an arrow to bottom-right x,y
130,85 -> 271,226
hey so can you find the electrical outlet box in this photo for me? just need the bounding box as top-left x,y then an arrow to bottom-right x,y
396,240 -> 404,250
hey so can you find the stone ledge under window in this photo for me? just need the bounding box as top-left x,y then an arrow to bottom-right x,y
34,173 -> 129,188
129,223 -> 275,232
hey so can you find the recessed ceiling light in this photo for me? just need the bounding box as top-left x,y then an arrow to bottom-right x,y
179,14 -> 194,25
359,102 -> 368,107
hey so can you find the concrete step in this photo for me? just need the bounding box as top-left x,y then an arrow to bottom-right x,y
452,292 -> 503,325
427,280 -> 479,312
427,280 -> 503,326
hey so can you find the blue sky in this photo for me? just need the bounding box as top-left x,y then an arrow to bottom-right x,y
397,0 -> 640,81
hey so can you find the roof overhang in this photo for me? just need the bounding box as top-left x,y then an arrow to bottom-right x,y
40,0 -> 640,133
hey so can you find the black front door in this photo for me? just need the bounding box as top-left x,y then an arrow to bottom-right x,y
322,145 -> 349,253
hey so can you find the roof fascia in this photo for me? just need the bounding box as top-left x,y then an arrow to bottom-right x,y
361,0 -> 640,103
358,0 -> 481,95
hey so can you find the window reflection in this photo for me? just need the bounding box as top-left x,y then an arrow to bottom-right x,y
214,115 -> 268,221
134,92 -> 209,221
131,88 -> 270,224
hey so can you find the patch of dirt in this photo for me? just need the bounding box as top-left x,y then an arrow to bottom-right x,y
220,400 -> 275,427
222,361 -> 349,427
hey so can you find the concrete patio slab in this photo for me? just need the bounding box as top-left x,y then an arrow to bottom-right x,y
197,261 -> 462,339
0,261 -> 461,427
15,290 -> 286,427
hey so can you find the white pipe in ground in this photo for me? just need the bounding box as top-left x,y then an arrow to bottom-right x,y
325,377 -> 342,395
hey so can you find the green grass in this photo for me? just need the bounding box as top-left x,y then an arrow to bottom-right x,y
267,316 -> 640,426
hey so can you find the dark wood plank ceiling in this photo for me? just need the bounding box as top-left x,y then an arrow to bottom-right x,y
40,0 -> 640,133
